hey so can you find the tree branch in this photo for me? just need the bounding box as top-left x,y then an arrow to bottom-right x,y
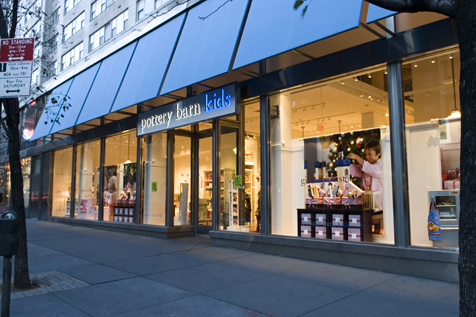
9,0 -> 18,37
366,0 -> 456,19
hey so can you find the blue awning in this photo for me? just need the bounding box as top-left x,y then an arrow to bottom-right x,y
49,63 -> 101,135
366,4 -> 397,24
233,0 -> 363,70
160,0 -> 249,95
31,79 -> 74,140
110,13 -> 185,112
76,42 -> 137,125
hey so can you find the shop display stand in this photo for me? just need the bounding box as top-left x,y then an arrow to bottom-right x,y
113,201 -> 135,223
297,206 -> 372,242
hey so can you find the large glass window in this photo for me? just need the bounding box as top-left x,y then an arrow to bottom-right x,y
52,147 -> 73,217
74,140 -> 101,220
244,103 -> 261,232
404,48 -> 461,250
270,66 -> 394,244
141,132 -> 167,225
174,135 -> 191,226
103,130 -> 137,222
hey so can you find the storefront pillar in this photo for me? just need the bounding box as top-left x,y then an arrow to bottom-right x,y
212,120 -> 220,231
98,138 -> 105,221
135,134 -> 141,224
259,95 -> 270,235
387,60 -> 410,247
70,145 -> 77,218
166,131 -> 175,227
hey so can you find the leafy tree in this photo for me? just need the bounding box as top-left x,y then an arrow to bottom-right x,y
294,0 -> 472,315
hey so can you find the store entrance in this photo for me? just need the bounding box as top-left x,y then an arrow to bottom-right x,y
196,123 -> 214,234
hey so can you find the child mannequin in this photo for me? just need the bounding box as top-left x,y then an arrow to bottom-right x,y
347,139 -> 382,193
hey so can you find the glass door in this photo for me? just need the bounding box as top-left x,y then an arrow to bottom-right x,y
174,135 -> 192,226
197,128 -> 213,234
219,123 -> 240,231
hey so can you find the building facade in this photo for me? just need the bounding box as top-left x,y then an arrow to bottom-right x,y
2,0 -> 461,282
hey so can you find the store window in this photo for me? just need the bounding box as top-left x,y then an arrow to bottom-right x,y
404,48 -> 461,250
174,134 -> 191,226
74,140 -> 101,220
141,132 -> 167,226
270,66 -> 394,244
244,102 -> 261,233
51,147 -> 73,217
22,157 -> 31,212
103,130 -> 137,223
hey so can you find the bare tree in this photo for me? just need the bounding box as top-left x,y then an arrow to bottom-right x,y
295,0 -> 470,315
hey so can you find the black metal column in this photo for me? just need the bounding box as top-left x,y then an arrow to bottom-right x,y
387,61 -> 410,247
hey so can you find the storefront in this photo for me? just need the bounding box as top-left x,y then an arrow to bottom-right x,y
15,1 -> 461,282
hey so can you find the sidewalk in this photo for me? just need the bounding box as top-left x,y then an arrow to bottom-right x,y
5,219 -> 458,317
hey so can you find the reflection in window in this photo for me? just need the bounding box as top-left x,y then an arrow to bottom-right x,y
141,133 -> 167,225
52,147 -> 73,217
404,48 -> 461,250
270,66 -> 394,244
74,141 -> 101,220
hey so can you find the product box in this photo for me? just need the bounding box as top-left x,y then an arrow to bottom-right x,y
332,227 -> 344,240
341,197 -> 363,205
332,214 -> 344,227
305,197 -> 318,205
348,214 -> 361,227
444,180 -> 454,190
315,213 -> 326,226
129,208 -> 134,216
301,213 -> 312,225
454,180 -> 460,189
301,225 -> 312,238
348,228 -> 361,241
315,226 -> 327,239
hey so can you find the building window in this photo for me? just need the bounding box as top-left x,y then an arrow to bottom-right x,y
51,8 -> 60,26
74,141 -> 101,220
404,48 -> 461,250
52,61 -> 58,75
91,0 -> 106,20
31,68 -> 40,85
89,10 -> 128,52
103,130 -> 137,222
136,0 -> 145,21
63,12 -> 85,40
266,65 -> 394,244
61,42 -> 83,70
52,147 -> 73,217
33,46 -> 40,59
65,0 -> 82,14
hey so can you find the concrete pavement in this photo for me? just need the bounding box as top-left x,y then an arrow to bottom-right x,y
4,219 -> 459,316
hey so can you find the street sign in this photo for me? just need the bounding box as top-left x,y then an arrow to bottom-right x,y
0,78 -> 31,97
0,62 -> 32,78
0,38 -> 34,62
0,38 -> 34,98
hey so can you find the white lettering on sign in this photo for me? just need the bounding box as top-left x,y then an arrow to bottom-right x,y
141,111 -> 173,133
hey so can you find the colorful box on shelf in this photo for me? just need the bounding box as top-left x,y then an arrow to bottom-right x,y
315,213 -> 326,226
348,228 -> 361,241
332,214 -> 344,226
348,214 -> 361,227
332,227 -> 344,240
315,226 -> 327,239
301,213 -> 312,225
301,225 -> 312,238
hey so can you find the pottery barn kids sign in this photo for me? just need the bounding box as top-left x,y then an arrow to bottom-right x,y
138,84 -> 239,136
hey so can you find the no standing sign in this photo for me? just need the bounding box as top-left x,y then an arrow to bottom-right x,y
0,38 -> 34,98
